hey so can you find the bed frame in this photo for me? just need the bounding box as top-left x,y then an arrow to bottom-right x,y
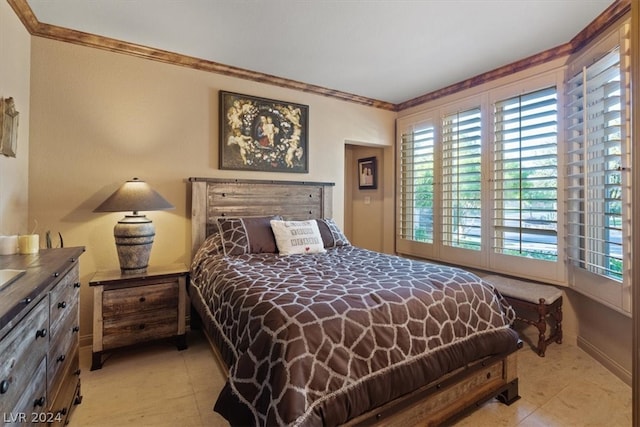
188,177 -> 520,426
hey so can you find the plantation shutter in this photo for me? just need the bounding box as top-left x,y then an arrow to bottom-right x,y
565,45 -> 630,282
398,125 -> 435,243
493,87 -> 558,261
441,108 -> 482,250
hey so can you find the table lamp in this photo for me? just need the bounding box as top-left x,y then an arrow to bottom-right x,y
94,177 -> 174,274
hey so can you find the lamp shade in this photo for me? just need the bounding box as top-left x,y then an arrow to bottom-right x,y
94,178 -> 174,275
94,177 -> 174,213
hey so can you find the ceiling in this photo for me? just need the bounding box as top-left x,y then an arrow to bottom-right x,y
26,0 -> 615,105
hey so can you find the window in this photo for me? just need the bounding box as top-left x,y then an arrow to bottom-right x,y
565,24 -> 631,312
398,123 -> 435,245
566,48 -> 624,279
396,79 -> 563,279
442,108 -> 482,251
396,17 -> 631,311
493,87 -> 558,261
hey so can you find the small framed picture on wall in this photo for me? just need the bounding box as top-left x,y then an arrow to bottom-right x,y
358,157 -> 377,190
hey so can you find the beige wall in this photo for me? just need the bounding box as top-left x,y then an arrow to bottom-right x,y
570,290 -> 632,383
0,1 -> 30,235
28,37 -> 395,341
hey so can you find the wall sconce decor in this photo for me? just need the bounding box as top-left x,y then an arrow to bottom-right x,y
0,97 -> 19,157
94,178 -> 174,274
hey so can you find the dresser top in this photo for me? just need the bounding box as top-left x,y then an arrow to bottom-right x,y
0,247 -> 85,334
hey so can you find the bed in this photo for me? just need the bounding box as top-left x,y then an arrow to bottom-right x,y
188,177 -> 521,426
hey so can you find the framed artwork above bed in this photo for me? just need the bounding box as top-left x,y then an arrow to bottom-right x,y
219,91 -> 309,173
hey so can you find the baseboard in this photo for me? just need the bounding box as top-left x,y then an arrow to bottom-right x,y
577,336 -> 631,386
79,333 -> 92,349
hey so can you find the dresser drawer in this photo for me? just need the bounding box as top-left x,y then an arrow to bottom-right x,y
102,308 -> 178,350
48,343 -> 80,425
48,300 -> 79,396
103,281 -> 178,318
4,357 -> 48,426
0,300 -> 48,414
49,265 -> 80,339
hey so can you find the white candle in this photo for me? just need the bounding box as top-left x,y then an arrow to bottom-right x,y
0,235 -> 18,255
18,234 -> 39,254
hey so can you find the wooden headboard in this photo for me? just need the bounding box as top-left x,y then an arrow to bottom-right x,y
189,178 -> 334,255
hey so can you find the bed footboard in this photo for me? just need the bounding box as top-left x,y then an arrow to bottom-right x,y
197,311 -> 521,427
342,342 -> 522,427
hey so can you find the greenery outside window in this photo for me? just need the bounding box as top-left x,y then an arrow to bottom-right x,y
398,122 -> 435,245
492,87 -> 559,261
442,108 -> 482,251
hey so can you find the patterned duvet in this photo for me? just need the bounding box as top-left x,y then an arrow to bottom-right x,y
190,240 -> 519,426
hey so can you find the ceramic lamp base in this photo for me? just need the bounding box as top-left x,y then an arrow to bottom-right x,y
114,214 -> 155,274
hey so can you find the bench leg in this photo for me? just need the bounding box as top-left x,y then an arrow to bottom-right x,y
536,299 -> 548,357
553,303 -> 563,344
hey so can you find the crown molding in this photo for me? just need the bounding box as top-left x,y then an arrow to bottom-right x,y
7,0 -> 396,111
8,0 -> 630,113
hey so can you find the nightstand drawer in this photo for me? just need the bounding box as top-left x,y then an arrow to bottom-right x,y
102,309 -> 178,349
102,281 -> 178,317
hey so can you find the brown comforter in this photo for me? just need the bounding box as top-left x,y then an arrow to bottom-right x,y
190,241 -> 519,426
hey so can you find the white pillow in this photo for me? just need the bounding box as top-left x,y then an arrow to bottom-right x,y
270,220 -> 327,255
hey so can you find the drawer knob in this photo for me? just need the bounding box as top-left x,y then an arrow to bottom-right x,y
0,379 -> 9,394
53,272 -> 60,277
74,282 -> 81,289
57,355 -> 66,363
35,328 -> 47,339
139,296 -> 146,303
58,301 -> 67,309
33,396 -> 46,407
23,297 -> 32,305
72,326 -> 80,333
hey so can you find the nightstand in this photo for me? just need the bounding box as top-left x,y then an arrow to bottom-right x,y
89,264 -> 188,370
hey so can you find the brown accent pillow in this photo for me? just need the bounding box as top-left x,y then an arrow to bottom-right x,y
216,216 -> 281,255
243,216 -> 280,253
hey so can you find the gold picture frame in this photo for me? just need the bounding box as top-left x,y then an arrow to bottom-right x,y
0,98 -> 19,158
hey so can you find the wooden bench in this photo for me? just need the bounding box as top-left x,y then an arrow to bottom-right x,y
483,275 -> 563,357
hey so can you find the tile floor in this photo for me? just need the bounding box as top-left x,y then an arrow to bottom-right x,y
69,327 -> 631,427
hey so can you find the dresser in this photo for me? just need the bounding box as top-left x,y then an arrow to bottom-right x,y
89,264 -> 188,370
0,247 -> 84,426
